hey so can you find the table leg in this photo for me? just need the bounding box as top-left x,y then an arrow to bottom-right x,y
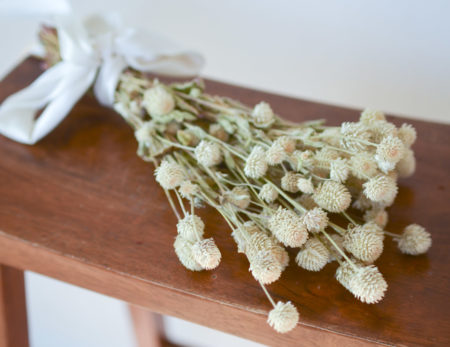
129,305 -> 183,347
0,265 -> 29,347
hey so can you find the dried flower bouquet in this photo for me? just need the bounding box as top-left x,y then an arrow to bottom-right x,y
41,27 -> 431,333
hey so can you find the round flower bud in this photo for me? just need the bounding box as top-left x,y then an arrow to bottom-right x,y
363,208 -> 388,228
266,142 -> 286,165
350,153 -> 378,179
313,181 -> 351,213
192,238 -> 221,270
281,172 -> 302,193
194,140 -> 223,167
176,214 -> 205,241
335,259 -> 363,291
251,101 -> 275,128
363,175 -> 398,204
344,224 -> 384,263
371,121 -> 398,143
330,158 -> 349,183
340,122 -> 371,151
248,250 -> 282,284
276,136 -> 296,153
398,123 -> 417,147
360,108 -> 386,124
155,160 -> 184,190
244,146 -> 268,179
178,180 -> 199,199
297,178 -> 314,194
295,238 -> 329,271
173,235 -> 203,271
224,187 -> 251,209
396,148 -> 416,178
303,207 -> 328,233
375,135 -> 405,166
143,85 -> 175,117
349,265 -> 387,304
268,301 -> 299,333
268,207 -> 308,247
259,183 -> 279,203
397,224 -> 431,255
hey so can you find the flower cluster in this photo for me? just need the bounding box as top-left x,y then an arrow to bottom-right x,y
113,75 -> 431,333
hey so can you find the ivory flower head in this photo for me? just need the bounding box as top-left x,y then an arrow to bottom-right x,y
176,213 -> 205,241
192,238 -> 222,270
155,159 -> 184,190
244,146 -> 268,179
259,183 -> 279,203
194,140 -> 223,167
143,85 -> 175,117
363,175 -> 398,204
344,224 -> 384,263
297,177 -> 314,194
268,207 -> 308,247
398,123 -> 417,147
281,172 -> 302,193
349,265 -> 387,304
296,238 -> 329,271
251,101 -> 275,128
268,301 -> 299,333
397,224 -> 431,255
313,181 -> 351,213
303,207 -> 328,233
375,135 -> 405,167
224,186 -> 251,209
173,235 -> 203,271
360,108 -> 386,124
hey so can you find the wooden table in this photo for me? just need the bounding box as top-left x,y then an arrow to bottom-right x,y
0,57 -> 449,347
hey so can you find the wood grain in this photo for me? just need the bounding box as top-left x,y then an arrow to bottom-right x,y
0,57 -> 449,346
0,265 -> 29,347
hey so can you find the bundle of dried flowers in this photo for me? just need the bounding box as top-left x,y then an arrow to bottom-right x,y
41,28 -> 431,334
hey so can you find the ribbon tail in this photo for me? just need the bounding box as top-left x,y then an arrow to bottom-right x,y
0,63 -> 96,144
94,55 -> 127,106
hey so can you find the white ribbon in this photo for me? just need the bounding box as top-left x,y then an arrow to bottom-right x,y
0,14 -> 204,144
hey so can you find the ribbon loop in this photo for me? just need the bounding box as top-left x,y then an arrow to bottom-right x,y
0,14 -> 205,145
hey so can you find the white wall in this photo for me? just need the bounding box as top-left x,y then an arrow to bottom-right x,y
1,1 -> 449,346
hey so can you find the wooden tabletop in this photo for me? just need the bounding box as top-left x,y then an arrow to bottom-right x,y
0,57 -> 449,347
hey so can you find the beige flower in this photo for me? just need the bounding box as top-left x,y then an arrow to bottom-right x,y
267,301 -> 299,333
330,158 -> 349,182
192,238 -> 221,270
194,140 -> 223,167
276,136 -> 296,153
340,122 -> 371,151
375,135 -> 405,168
344,224 -> 384,263
179,181 -> 199,199
350,153 -> 378,179
363,175 -> 398,204
349,265 -> 387,304
266,142 -> 286,165
295,238 -> 329,271
397,224 -> 431,255
396,148 -> 416,178
143,85 -> 175,117
155,159 -> 184,190
281,172 -> 302,193
268,207 -> 308,247
398,123 -> 417,147
244,146 -> 268,179
248,249 -> 282,284
297,177 -> 314,194
303,207 -> 328,233
259,183 -> 279,203
173,235 -> 203,271
313,181 -> 351,213
176,214 -> 205,241
251,101 -> 275,128
360,108 -> 386,124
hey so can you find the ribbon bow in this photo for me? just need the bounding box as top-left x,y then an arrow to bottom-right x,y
0,14 -> 204,144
